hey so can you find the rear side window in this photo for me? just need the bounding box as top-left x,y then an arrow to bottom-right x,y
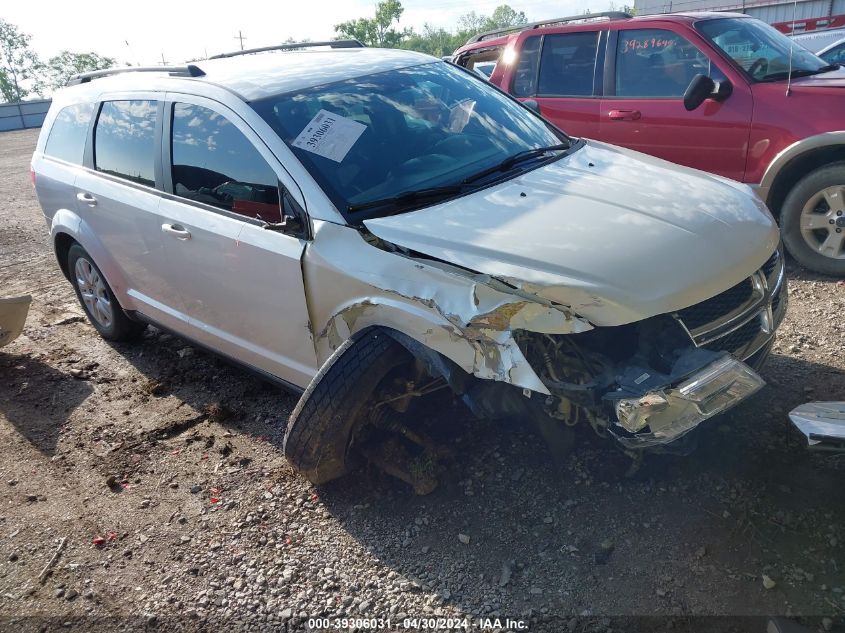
512,36 -> 541,96
94,100 -> 157,187
44,103 -> 95,164
170,103 -> 280,222
538,32 -> 599,96
615,29 -> 715,98
460,47 -> 502,79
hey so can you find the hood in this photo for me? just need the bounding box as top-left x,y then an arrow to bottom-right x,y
364,140 -> 779,327
790,66 -> 845,89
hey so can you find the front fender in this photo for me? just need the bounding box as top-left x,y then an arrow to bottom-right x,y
305,221 -> 594,394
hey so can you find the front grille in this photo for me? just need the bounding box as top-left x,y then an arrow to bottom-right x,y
673,247 -> 783,361
676,277 -> 754,330
702,316 -> 761,356
762,249 -> 780,280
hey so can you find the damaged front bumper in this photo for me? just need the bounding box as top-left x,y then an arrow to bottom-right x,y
608,352 -> 765,448
788,402 -> 845,452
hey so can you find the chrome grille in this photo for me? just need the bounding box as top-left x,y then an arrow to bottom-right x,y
674,247 -> 785,360
676,278 -> 754,330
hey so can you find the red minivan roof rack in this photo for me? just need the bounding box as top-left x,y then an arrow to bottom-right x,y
467,11 -> 632,44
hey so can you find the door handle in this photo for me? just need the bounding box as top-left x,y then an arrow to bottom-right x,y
607,109 -> 641,121
161,223 -> 191,240
76,192 -> 97,206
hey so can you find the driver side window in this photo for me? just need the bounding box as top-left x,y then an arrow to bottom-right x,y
171,102 -> 280,222
615,29 -> 724,98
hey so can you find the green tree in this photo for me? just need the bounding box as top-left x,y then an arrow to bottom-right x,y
0,19 -> 42,102
484,5 -> 527,30
335,0 -> 410,47
43,51 -> 115,91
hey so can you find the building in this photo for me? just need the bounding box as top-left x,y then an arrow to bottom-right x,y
634,0 -> 845,33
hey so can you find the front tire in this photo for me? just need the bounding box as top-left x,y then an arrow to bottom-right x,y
67,244 -> 146,342
781,163 -> 845,276
283,330 -> 410,485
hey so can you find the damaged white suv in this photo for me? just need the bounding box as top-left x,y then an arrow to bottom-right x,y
33,42 -> 785,492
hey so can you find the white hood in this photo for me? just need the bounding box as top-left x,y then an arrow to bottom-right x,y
364,140 -> 780,327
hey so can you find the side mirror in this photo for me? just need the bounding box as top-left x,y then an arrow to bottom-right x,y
683,74 -> 733,111
522,99 -> 541,114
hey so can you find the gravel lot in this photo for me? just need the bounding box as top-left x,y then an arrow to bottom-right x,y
1,128 -> 844,632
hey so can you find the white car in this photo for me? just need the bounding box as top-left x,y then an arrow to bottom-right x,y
32,42 -> 784,492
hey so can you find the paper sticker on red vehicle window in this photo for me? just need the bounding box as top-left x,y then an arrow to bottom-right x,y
292,109 -> 366,163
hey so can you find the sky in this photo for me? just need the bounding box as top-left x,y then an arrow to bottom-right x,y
4,0 -> 595,67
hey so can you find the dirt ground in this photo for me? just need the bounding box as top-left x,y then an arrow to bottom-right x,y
0,127 -> 843,632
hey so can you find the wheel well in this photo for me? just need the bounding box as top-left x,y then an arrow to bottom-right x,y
53,233 -> 76,280
767,145 -> 845,219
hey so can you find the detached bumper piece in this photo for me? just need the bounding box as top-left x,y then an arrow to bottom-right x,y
608,352 -> 765,448
789,402 -> 845,452
0,295 -> 32,348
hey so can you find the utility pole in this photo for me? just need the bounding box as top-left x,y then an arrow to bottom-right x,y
160,53 -> 167,66
234,30 -> 247,51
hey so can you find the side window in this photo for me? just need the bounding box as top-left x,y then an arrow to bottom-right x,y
44,103 -> 95,164
512,36 -> 541,96
171,103 -> 280,222
460,47 -> 502,80
616,29 -> 722,98
822,42 -> 845,64
94,100 -> 157,187
538,32 -> 599,96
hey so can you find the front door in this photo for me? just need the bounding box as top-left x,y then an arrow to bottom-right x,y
598,27 -> 753,181
156,96 -> 317,388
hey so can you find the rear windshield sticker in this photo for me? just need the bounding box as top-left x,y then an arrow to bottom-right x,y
292,109 -> 366,163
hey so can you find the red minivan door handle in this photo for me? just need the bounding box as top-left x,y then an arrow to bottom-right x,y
608,109 -> 641,121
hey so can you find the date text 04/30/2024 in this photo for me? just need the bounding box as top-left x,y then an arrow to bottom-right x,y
306,617 -> 529,630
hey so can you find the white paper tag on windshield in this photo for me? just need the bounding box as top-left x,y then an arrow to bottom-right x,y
292,109 -> 366,163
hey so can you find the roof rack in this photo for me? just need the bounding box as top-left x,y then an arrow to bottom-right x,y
467,11 -> 632,44
67,65 -> 205,86
209,39 -> 364,60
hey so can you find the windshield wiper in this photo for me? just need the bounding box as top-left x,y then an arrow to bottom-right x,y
760,64 -> 840,82
462,143 -> 571,185
347,184 -> 466,214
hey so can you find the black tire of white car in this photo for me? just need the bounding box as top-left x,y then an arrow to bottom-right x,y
283,329 -> 410,486
781,163 -> 845,276
67,244 -> 146,342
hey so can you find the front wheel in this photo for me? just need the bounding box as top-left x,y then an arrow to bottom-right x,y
781,163 -> 845,276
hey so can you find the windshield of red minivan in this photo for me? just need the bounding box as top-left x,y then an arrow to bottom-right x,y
698,17 -> 830,81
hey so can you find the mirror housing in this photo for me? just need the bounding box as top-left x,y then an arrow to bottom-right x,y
522,99 -> 541,114
683,74 -> 733,111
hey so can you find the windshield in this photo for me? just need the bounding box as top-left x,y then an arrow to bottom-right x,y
697,17 -> 830,81
251,62 -> 568,221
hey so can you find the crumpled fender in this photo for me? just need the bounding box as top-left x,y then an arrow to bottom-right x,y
304,221 -> 593,394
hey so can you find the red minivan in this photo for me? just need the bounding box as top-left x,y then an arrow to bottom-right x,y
453,12 -> 845,276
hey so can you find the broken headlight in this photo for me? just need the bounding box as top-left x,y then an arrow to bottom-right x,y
614,356 -> 765,441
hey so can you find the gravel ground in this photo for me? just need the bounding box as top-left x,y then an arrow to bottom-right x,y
0,128 -> 844,632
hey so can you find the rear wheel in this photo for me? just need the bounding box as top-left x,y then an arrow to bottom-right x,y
67,244 -> 146,342
781,163 -> 845,276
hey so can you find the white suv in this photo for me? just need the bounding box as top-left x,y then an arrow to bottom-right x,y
32,41 -> 784,492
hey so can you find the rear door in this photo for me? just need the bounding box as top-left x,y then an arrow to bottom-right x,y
73,97 -> 176,315
156,94 -> 317,387
598,26 -> 753,181
509,30 -> 604,138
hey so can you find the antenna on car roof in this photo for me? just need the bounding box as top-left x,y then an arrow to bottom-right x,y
786,0 -> 798,96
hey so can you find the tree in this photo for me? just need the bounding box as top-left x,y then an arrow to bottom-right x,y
43,51 -> 116,92
335,0 -> 410,48
484,5 -> 527,31
0,19 -> 42,103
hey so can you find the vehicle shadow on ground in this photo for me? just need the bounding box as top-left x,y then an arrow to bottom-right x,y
0,351 -> 94,455
313,351 -> 845,617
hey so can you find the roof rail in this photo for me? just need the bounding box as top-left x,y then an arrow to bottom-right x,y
209,39 -> 364,60
67,65 -> 205,86
467,12 -> 632,44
